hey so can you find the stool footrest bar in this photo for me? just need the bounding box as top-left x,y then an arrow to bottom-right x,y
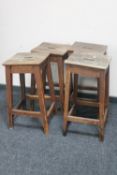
26,93 -> 60,101
67,115 -> 99,125
12,108 -> 41,118
77,99 -> 99,107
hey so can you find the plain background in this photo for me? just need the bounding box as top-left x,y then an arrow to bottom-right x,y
0,0 -> 117,96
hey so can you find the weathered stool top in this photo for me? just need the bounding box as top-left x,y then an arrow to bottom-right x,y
3,52 -> 49,66
31,42 -> 72,56
65,52 -> 110,70
72,41 -> 107,55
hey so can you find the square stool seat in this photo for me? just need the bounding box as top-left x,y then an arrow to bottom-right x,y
31,42 -> 72,56
65,52 -> 110,69
4,52 -> 49,65
72,41 -> 107,55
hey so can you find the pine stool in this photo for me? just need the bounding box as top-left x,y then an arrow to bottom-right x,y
3,52 -> 56,134
31,42 -> 73,109
63,52 -> 110,141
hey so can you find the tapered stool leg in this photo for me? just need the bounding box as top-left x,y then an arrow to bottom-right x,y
74,74 -> 78,106
34,66 -> 48,134
63,66 -> 71,135
105,67 -> 109,108
99,72 -> 105,141
20,73 -> 26,109
58,59 -> 64,110
6,67 -> 14,128
30,74 -> 36,110
46,61 -> 56,113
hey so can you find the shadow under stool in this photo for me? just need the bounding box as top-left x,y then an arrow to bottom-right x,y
63,52 -> 110,141
31,42 -> 73,110
3,52 -> 56,134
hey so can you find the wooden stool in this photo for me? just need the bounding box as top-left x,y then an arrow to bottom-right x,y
3,52 -> 56,134
31,42 -> 73,109
63,52 -> 110,141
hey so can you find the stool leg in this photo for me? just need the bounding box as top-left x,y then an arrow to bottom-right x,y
20,73 -> 26,109
105,67 -> 109,108
63,66 -> 71,135
74,74 -> 78,106
34,66 -> 48,135
58,59 -> 64,110
42,65 -> 47,93
72,74 -> 78,116
103,67 -> 109,128
30,74 -> 36,110
6,67 -> 14,128
99,72 -> 105,141
46,62 -> 56,113
70,74 -> 73,93
97,78 -> 100,102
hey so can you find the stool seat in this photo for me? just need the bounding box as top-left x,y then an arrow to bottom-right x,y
32,42 -> 72,56
72,41 -> 107,54
3,52 -> 49,65
65,53 -> 110,69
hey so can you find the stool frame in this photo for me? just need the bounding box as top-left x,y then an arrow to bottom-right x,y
63,64 -> 109,141
5,58 -> 56,134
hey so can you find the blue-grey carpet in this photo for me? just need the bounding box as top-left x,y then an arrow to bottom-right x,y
0,87 -> 117,175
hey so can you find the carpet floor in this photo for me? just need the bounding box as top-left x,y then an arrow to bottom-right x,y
0,87 -> 117,175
